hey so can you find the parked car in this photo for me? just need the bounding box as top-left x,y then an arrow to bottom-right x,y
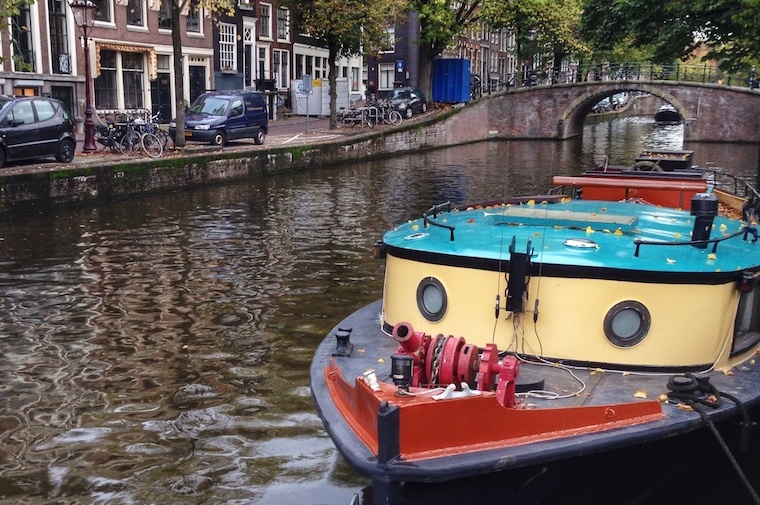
169,90 -> 268,146
0,96 -> 76,169
388,88 -> 427,118
591,97 -> 611,113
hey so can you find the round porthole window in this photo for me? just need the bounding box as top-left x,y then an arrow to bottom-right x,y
416,277 -> 447,322
603,301 -> 651,347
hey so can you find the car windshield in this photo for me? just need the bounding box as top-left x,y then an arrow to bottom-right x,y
390,90 -> 411,100
190,97 -> 229,116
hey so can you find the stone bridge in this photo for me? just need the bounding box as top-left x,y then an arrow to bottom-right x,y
448,81 -> 760,143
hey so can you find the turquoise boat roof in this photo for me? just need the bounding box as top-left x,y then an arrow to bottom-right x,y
383,199 -> 760,274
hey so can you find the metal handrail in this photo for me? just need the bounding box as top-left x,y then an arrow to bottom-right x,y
423,201 -> 455,241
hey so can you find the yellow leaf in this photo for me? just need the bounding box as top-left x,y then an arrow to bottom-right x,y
614,228 -> 623,236
412,224 -> 419,231
723,368 -> 734,376
673,232 -> 681,238
707,253 -> 717,260
586,226 -> 594,234
527,199 -> 535,206
658,394 -> 669,402
634,389 -> 648,399
677,404 -> 694,411
377,357 -> 384,363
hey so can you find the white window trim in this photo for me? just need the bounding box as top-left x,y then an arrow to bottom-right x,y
276,6 -> 289,42
259,2 -> 272,41
218,22 -> 237,72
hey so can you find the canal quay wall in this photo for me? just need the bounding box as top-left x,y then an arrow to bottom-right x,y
0,100 -> 495,216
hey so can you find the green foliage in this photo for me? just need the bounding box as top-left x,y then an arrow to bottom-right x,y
579,0 -> 759,71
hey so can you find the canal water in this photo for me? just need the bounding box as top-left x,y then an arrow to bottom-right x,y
0,116 -> 758,505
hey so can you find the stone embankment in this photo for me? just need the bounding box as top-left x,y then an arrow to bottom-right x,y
0,102 -> 489,216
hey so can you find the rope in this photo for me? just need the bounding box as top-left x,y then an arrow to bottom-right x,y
666,373 -> 760,505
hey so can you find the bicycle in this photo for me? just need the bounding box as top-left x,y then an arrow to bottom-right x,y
145,112 -> 174,152
118,114 -> 163,158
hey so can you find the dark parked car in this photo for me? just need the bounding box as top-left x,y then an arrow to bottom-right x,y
0,96 -> 76,169
388,87 -> 427,118
169,90 -> 268,146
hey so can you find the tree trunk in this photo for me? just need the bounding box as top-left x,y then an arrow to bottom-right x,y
328,44 -> 338,130
417,46 -> 435,100
171,0 -> 186,147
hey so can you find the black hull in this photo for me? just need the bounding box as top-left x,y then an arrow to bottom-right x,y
311,301 -> 760,505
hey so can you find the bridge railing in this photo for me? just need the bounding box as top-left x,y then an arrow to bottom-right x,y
495,62 -> 757,91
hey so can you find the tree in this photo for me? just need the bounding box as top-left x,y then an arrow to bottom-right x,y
480,0 -> 588,84
285,0 -> 406,129
169,0 -> 234,147
579,0 -> 758,72
413,0 -> 480,98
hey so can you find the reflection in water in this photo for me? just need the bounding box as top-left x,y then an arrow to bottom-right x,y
0,117 -> 757,504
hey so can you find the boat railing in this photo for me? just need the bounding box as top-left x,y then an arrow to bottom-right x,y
423,201 -> 455,241
633,227 -> 758,257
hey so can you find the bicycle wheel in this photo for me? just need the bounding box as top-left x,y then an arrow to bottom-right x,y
118,130 -> 141,154
388,110 -> 403,125
141,133 -> 164,158
156,128 -> 174,151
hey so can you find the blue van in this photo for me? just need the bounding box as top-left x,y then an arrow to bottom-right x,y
169,90 -> 268,146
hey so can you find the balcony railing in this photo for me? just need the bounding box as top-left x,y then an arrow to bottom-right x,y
53,52 -> 71,74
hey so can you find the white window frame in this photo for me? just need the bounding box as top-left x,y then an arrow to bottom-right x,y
378,62 -> 394,90
379,27 -> 395,54
273,48 -> 289,89
259,3 -> 271,40
276,7 -> 289,42
218,22 -> 237,72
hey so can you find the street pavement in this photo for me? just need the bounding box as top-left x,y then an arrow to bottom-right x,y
68,114 -> 339,168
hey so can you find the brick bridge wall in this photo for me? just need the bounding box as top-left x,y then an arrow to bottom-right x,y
453,81 -> 760,143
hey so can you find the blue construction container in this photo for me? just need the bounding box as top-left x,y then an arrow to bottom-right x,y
432,59 -> 471,103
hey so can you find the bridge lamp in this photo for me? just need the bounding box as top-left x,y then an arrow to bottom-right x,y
69,0 -> 98,153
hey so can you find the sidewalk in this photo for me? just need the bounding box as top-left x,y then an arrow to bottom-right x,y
71,114 -> 340,167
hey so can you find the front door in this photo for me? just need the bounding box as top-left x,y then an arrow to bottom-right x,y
189,66 -> 206,104
150,72 -> 172,123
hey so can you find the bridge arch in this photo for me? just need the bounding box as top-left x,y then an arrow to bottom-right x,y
477,81 -> 760,143
561,84 -> 687,138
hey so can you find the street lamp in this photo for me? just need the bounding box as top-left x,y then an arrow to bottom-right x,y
68,0 -> 97,152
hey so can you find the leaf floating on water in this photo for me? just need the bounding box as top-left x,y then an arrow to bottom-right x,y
634,389 -> 648,399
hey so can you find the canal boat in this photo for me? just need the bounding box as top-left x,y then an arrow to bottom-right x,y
653,104 -> 682,125
310,160 -> 760,504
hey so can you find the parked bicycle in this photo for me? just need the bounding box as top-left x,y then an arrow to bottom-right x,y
365,98 -> 402,125
118,114 -> 164,158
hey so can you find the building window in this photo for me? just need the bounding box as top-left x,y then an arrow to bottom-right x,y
258,46 -> 268,80
48,0 -> 70,74
379,62 -> 394,90
259,3 -> 271,39
11,5 -> 35,73
122,52 -> 145,108
380,27 -> 395,53
95,50 -> 118,109
276,7 -> 289,41
351,67 -> 359,91
186,0 -> 200,33
219,23 -> 236,71
273,49 -> 289,89
158,0 -> 171,30
95,0 -> 112,22
127,0 -> 144,26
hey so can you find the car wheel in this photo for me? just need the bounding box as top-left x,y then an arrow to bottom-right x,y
211,130 -> 227,146
55,138 -> 76,163
421,103 -> 427,113
253,129 -> 266,145
405,108 -> 413,119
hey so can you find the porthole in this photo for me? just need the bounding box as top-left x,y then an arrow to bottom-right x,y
416,277 -> 447,322
603,300 -> 651,348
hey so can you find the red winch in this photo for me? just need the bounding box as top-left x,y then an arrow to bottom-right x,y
391,321 -> 520,408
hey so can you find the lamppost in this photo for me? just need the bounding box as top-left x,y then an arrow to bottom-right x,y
68,0 -> 97,152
